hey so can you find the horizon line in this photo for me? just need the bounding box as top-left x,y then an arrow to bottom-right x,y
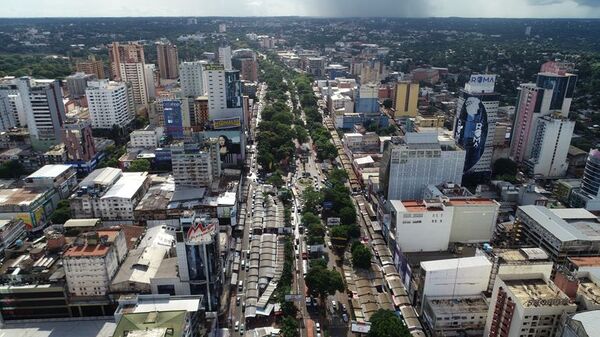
0,15 -> 600,20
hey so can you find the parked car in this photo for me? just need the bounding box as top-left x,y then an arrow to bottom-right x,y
315,323 -> 321,332
234,321 -> 239,331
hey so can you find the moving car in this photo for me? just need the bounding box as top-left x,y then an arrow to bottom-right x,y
234,321 -> 239,331
315,322 -> 321,332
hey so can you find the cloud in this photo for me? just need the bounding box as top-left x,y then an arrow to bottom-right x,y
303,0 -> 431,17
528,0 -> 600,6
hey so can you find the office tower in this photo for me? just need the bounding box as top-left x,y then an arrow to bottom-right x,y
484,274 -> 576,337
108,41 -> 145,80
180,61 -> 208,97
163,100 -> 185,139
17,78 -> 66,151
526,113 -> 574,177
453,74 -> 499,182
86,80 -> 135,129
355,83 -> 380,113
380,133 -> 465,200
65,72 -> 96,99
176,211 -> 221,311
143,64 -> 157,100
218,46 -> 232,70
393,81 -> 419,118
62,117 -> 96,162
76,55 -> 105,79
156,41 -> 179,79
239,58 -> 258,82
581,149 -> 600,198
119,62 -> 148,106
171,142 -> 213,188
205,64 -> 243,124
0,78 -> 26,128
510,62 -> 577,165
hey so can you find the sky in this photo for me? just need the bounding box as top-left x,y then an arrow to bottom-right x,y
2,0 -> 600,18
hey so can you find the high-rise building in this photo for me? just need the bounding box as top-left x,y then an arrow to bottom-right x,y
483,274 -> 576,337
65,72 -> 96,99
0,79 -> 25,131
218,45 -> 232,70
156,41 -> 179,79
380,133 -> 465,200
143,64 -> 157,100
393,81 -> 419,118
163,100 -> 185,139
76,55 -> 105,79
192,96 -> 209,131
17,78 -> 66,151
119,62 -> 148,106
171,142 -> 214,188
86,80 -> 135,129
62,117 -> 96,163
526,113 -> 574,177
453,74 -> 500,183
306,57 -> 326,77
355,83 -> 380,113
205,64 -> 243,124
108,41 -> 145,80
180,61 -> 208,97
510,62 -> 577,168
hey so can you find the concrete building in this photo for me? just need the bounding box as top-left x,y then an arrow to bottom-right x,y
66,72 -> 96,99
483,274 -> 576,337
355,83 -> 380,114
205,64 -> 243,124
17,78 -> 66,151
0,78 -> 26,129
69,167 -> 151,221
143,64 -> 157,100
218,45 -> 232,70
306,57 -> 326,78
24,164 -> 78,199
0,218 -> 26,256
62,117 -> 97,166
526,112 -> 574,178
380,133 -> 465,200
569,149 -> 600,211
517,206 -> 600,265
63,227 -> 128,297
0,187 -> 60,232
422,295 -> 489,337
453,74 -> 500,183
171,142 -> 214,188
163,100 -> 186,139
180,61 -> 208,97
86,80 -> 135,129
561,311 -> 600,337
394,82 -> 419,119
239,58 -> 258,82
76,55 -> 105,79
119,62 -> 148,106
156,41 -> 179,79
130,125 -> 164,148
108,42 -> 145,81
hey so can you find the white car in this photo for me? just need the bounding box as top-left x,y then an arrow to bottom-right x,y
315,322 -> 321,332
234,321 -> 239,331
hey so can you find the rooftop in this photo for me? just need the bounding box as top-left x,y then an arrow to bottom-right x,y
0,187 -> 48,207
505,278 -> 572,307
519,206 -> 600,242
63,218 -> 101,228
0,319 -> 116,337
26,164 -> 73,179
101,172 -> 148,200
421,255 -> 492,272
112,310 -> 187,337
426,295 -> 489,315
569,256 -> 600,268
64,229 -> 121,257
569,311 -> 600,335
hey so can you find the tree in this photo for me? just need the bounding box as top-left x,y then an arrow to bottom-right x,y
302,187 -> 324,212
280,316 -> 299,337
339,206 -> 357,226
492,158 -> 518,178
266,173 -> 284,188
279,188 -> 293,204
50,200 -> 71,225
304,265 -> 344,305
382,98 -> 393,109
0,160 -> 26,179
328,168 -> 348,183
281,301 -> 298,318
352,242 -> 373,269
368,309 -> 410,337
128,159 -> 151,172
301,212 -> 321,226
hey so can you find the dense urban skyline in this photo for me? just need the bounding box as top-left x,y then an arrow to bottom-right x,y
3,0 -> 600,18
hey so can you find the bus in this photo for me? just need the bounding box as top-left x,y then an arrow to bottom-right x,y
302,260 -> 308,276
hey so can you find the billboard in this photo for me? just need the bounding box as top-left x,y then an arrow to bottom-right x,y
327,217 -> 341,226
465,74 -> 496,94
186,219 -> 216,245
225,71 -> 242,109
454,93 -> 496,173
163,100 -> 184,139
213,117 -> 241,130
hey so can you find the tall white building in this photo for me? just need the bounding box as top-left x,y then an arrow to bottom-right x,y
205,64 -> 243,123
86,80 -> 135,129
0,78 -> 26,129
171,142 -> 214,188
380,133 -> 465,200
63,228 -> 128,297
180,61 -> 208,97
143,64 -> 157,100
218,46 -> 232,70
16,78 -> 66,150
119,62 -> 148,106
526,113 -> 575,177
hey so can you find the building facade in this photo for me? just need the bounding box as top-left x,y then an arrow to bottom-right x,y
171,142 -> 214,188
86,80 -> 135,129
156,41 -> 179,79
394,82 -> 419,118
180,61 -> 208,97
108,42 -> 145,81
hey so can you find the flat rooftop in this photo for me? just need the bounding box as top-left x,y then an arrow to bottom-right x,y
426,295 -> 489,315
578,277 -> 600,306
519,206 -> 600,242
505,278 -> 572,307
569,256 -> 600,268
0,319 -> 116,337
0,187 -> 47,206
26,164 -> 72,179
64,230 -> 120,257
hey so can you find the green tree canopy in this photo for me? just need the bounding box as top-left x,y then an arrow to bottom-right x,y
352,242 -> 373,269
128,159 -> 151,172
304,264 -> 344,303
368,309 -> 410,337
280,316 -> 299,337
339,206 -> 357,226
492,158 -> 518,178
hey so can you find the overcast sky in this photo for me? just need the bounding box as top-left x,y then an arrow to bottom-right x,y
2,0 -> 600,18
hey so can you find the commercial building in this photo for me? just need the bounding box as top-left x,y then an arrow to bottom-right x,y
453,74 -> 500,182
526,112 -> 574,177
63,227 -> 128,297
143,63 -> 157,100
156,41 -> 179,79
483,274 -> 576,337
66,72 -> 96,99
180,61 -> 208,97
24,164 -> 78,199
76,55 -> 105,79
86,80 -> 135,129
119,62 -> 148,106
171,142 -> 214,188
69,167 -> 151,221
380,133 -> 465,200
205,64 -> 243,124
108,42 -> 145,81
62,117 -> 98,168
0,78 -> 26,130
422,295 -> 489,337
0,187 -> 60,232
569,149 -> 600,211
239,58 -> 258,82
130,125 -> 164,148
17,78 -> 66,151
163,100 -> 186,139
517,206 -> 600,265
561,311 -> 600,337
218,45 -> 232,70
394,82 -> 419,119
306,57 -> 326,77
355,83 -> 380,114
